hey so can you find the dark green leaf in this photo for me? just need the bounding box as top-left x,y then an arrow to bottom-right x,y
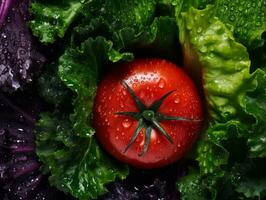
177,169 -> 211,200
37,63 -> 73,108
58,37 -> 132,137
36,113 -> 129,200
197,141 -> 228,175
29,0 -> 85,43
246,69 -> 266,157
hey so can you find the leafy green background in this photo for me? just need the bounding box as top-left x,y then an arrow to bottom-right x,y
31,0 -> 266,199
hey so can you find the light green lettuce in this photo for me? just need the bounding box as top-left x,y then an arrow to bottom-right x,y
176,5 -> 266,199
174,0 -> 266,49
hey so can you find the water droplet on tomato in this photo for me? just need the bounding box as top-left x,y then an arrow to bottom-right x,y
158,78 -> 165,88
116,127 -> 120,131
122,119 -> 132,128
120,103 -> 124,108
177,143 -> 181,148
139,91 -> 145,98
97,105 -> 102,112
174,97 -> 180,104
122,90 -> 127,96
115,136 -> 119,140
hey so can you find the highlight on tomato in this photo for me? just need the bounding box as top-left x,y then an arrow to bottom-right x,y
93,58 -> 204,169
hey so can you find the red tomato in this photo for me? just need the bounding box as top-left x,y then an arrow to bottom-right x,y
93,58 -> 204,169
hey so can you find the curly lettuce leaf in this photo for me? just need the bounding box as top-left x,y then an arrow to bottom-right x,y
177,169 -> 211,200
36,37 -> 131,199
37,63 -> 73,108
175,0 -> 266,49
58,37 -> 132,137
176,5 -> 266,200
245,69 -> 266,158
178,5 -> 254,126
29,0 -> 84,43
224,159 -> 266,199
37,113 -> 128,200
196,141 -> 228,175
29,0 -> 157,44
214,0 -> 266,49
71,0 -> 156,48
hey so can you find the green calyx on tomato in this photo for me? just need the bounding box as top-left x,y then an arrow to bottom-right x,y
116,81 -> 201,156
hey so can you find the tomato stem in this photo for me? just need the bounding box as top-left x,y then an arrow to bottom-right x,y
119,82 -> 200,156
142,110 -> 155,121
138,126 -> 152,157
124,118 -> 144,153
122,81 -> 147,111
114,111 -> 141,120
149,90 -> 176,112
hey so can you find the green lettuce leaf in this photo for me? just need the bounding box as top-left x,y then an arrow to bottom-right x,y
226,159 -> 266,199
36,113 -> 128,200
177,169 -> 211,200
178,5 -> 254,128
245,69 -> 266,158
37,63 -> 73,108
175,0 -> 266,49
71,0 -> 158,50
196,141 -> 228,175
29,0 -> 85,43
37,37 -> 131,199
176,5 -> 265,199
214,0 -> 266,49
58,36 -> 132,137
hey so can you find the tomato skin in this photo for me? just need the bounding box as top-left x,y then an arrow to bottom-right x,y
93,58 -> 204,169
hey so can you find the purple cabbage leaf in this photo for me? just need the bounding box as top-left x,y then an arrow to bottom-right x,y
0,90 -> 74,200
0,0 -> 45,92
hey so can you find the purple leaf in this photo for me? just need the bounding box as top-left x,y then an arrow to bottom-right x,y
0,0 -> 14,27
0,0 -> 45,92
0,90 -> 74,199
